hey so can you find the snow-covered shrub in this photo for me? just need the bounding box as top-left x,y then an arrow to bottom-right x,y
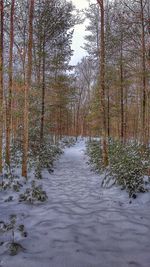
106,140 -> 149,197
10,136 -> 63,177
0,215 -> 27,238
0,165 -> 23,192
61,136 -> 76,148
34,143 -> 63,179
0,214 -> 27,256
10,142 -> 22,168
86,139 -> 150,198
86,140 -> 103,172
0,179 -> 23,192
19,181 -> 48,203
8,242 -> 25,256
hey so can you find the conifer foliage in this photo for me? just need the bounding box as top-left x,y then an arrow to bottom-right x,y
0,0 -> 77,178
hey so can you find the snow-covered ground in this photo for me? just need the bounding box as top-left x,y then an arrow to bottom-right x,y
0,140 -> 150,267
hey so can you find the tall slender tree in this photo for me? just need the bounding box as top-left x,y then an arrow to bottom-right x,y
97,0 -> 108,166
22,0 -> 34,178
140,0 -> 147,144
6,0 -> 15,166
0,0 -> 4,174
40,30 -> 46,143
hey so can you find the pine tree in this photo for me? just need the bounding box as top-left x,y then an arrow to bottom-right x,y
6,0 -> 15,166
0,0 -> 4,174
97,0 -> 109,167
22,0 -> 34,178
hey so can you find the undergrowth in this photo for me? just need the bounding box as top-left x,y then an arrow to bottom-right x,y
86,139 -> 150,198
0,136 -> 76,255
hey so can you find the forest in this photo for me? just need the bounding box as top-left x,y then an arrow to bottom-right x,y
0,0 -> 150,266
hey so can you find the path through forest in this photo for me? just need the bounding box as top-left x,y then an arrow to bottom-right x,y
1,140 -> 150,267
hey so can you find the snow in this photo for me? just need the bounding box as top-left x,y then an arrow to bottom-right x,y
0,140 -> 150,267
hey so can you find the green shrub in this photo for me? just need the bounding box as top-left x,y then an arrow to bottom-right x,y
0,214 -> 27,256
86,140 -> 103,172
86,139 -> 150,198
19,181 -> 48,203
10,138 -> 63,178
0,165 -> 23,192
34,143 -> 63,179
107,140 -> 148,197
61,137 -> 76,148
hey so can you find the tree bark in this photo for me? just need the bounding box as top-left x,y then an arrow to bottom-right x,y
40,34 -> 46,143
107,85 -> 110,138
97,0 -> 108,167
22,0 -> 34,178
0,0 -> 4,174
140,0 -> 147,144
5,0 -> 15,166
120,35 -> 124,143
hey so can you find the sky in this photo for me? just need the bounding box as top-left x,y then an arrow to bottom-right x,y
70,0 -> 91,65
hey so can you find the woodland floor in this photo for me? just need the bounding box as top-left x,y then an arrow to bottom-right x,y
0,140 -> 150,267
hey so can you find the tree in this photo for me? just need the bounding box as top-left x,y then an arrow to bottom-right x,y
73,57 -> 94,138
0,0 -> 4,174
33,0 -> 75,144
6,0 -> 15,166
140,0 -> 147,144
82,0 -> 150,144
22,0 -> 34,178
97,0 -> 109,166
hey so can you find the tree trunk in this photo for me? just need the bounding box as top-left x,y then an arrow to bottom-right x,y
40,34 -> 45,143
140,0 -> 147,144
97,0 -> 108,167
107,85 -> 110,138
120,39 -> 124,143
0,0 -> 4,174
124,85 -> 128,143
5,0 -> 15,166
22,0 -> 34,178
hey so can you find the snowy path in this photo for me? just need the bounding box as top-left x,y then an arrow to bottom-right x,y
1,141 -> 150,267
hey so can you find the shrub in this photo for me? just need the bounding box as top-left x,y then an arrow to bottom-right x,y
0,214 -> 27,256
10,137 -> 63,178
0,165 -> 23,192
107,141 -> 148,197
86,139 -> 150,198
34,143 -> 63,179
61,136 -> 76,148
19,181 -> 48,203
86,140 -> 103,172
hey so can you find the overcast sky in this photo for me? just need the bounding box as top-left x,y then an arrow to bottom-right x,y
70,0 -> 93,65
